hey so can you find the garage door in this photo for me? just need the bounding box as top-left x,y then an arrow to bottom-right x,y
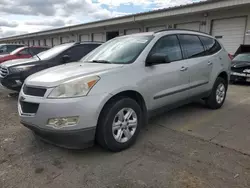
52,38 -> 59,46
46,39 -> 52,47
176,22 -> 200,31
35,40 -> 39,46
93,33 -> 104,42
211,17 -> 246,54
147,26 -> 165,32
61,36 -> 70,44
79,34 -> 89,42
125,28 -> 140,35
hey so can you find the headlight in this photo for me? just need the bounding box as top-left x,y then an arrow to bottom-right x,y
10,65 -> 35,73
48,75 -> 100,98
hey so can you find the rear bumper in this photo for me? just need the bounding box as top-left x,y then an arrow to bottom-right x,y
22,121 -> 96,149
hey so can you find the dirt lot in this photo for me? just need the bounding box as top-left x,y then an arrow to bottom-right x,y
1,84 -> 250,188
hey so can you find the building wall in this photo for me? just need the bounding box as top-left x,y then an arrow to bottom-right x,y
4,6 -> 250,51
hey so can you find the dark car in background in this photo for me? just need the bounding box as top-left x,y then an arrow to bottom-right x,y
0,46 -> 49,64
0,44 -> 25,55
230,45 -> 250,83
0,42 -> 102,91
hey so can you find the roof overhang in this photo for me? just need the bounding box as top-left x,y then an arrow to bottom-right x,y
1,0 -> 250,41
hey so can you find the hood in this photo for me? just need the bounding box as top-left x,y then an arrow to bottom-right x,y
231,61 -> 250,68
1,57 -> 38,67
26,62 -> 124,87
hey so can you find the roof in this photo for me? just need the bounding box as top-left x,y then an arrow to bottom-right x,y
0,0 -> 250,41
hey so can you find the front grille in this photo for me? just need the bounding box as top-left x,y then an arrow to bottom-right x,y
0,66 -> 9,78
20,101 -> 39,114
23,85 -> 46,97
231,67 -> 246,73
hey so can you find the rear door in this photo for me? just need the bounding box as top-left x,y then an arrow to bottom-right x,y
146,35 -> 190,110
178,34 -> 210,96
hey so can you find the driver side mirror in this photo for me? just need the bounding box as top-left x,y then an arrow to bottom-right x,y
146,53 -> 170,66
62,55 -> 71,63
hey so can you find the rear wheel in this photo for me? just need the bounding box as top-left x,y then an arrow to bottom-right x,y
205,77 -> 227,109
96,97 -> 142,152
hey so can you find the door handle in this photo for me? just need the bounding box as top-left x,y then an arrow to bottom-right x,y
180,67 -> 188,71
208,61 -> 213,66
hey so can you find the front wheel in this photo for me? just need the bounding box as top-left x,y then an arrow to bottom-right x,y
205,77 -> 227,109
96,97 -> 142,152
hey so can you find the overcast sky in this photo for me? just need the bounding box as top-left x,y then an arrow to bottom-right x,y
0,0 -> 203,38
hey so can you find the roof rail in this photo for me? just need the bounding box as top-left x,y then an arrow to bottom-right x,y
154,28 -> 209,35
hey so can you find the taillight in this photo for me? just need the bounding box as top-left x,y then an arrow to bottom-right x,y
228,53 -> 233,60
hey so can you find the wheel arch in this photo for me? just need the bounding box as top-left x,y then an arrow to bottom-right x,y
97,90 -> 148,128
217,71 -> 229,88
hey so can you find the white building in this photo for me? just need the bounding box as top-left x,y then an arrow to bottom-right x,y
1,0 -> 250,54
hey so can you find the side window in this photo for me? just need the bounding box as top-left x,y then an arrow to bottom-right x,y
30,47 -> 47,55
19,48 -> 30,55
178,35 -> 205,59
7,45 -> 18,52
150,35 -> 183,62
0,45 -> 7,52
199,36 -> 222,55
64,45 -> 96,62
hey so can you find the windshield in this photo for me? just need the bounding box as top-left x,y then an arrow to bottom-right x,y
81,35 -> 154,64
233,53 -> 250,62
37,43 -> 74,60
10,47 -> 24,55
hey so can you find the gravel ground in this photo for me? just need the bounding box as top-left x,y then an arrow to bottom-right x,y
0,85 -> 250,188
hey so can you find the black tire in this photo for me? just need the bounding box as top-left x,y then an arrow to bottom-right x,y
205,77 -> 227,109
96,97 -> 142,152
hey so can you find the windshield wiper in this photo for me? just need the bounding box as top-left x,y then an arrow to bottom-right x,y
91,60 -> 113,64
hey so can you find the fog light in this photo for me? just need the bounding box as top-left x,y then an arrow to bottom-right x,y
47,116 -> 79,129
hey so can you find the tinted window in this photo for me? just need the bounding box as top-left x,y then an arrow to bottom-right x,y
62,44 -> 99,62
0,45 -> 8,53
178,35 -> 205,58
37,43 -> 74,60
150,35 -> 182,62
18,48 -> 30,55
7,45 -> 21,52
199,36 -> 222,55
30,47 -> 48,55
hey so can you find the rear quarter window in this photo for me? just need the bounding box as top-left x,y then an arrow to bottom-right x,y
199,36 -> 222,55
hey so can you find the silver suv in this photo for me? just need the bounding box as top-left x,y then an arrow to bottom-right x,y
18,30 -> 231,151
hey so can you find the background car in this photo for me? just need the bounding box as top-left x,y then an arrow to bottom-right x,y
0,42 -> 102,91
230,45 -> 250,83
0,46 -> 50,64
0,44 -> 24,55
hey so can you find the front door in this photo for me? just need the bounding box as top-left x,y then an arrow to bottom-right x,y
145,35 -> 190,110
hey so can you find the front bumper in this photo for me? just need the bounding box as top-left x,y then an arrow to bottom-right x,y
19,87 -> 111,149
0,75 -> 23,91
22,121 -> 96,149
230,71 -> 250,81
